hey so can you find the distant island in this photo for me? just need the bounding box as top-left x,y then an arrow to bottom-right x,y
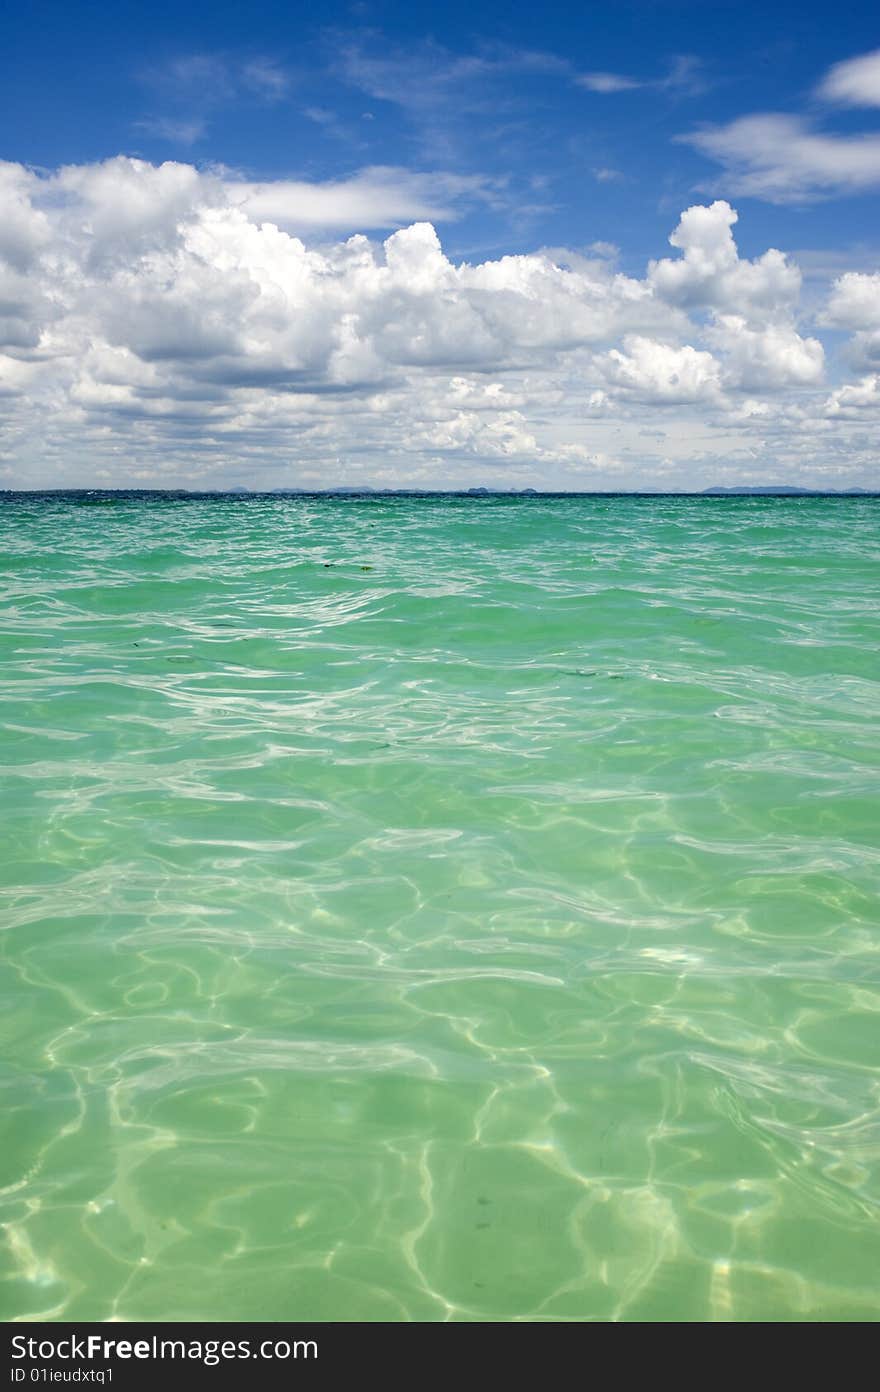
2,486 -> 877,499
702,485 -> 874,496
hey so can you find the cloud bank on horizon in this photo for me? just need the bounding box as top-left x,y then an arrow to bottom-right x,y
1,13 -> 879,490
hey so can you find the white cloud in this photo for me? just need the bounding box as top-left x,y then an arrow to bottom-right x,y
648,200 -> 801,316
709,316 -> 824,388
231,167 -> 495,231
53,158 -> 216,257
577,72 -> 640,93
136,54 -> 291,147
144,53 -> 289,103
240,59 -> 290,100
337,40 -> 565,120
658,55 -> 705,96
644,201 -> 823,388
599,336 -> 722,403
680,114 -> 880,202
576,55 -> 703,97
0,163 -> 51,270
818,48 -> 880,108
822,272 -> 880,370
0,159 -> 875,489
823,374 -> 880,415
136,116 -> 208,146
824,271 -> 880,329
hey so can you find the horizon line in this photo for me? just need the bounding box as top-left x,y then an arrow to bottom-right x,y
2,486 -> 878,499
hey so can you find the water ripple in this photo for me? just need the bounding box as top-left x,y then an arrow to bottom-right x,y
1,493 -> 879,1321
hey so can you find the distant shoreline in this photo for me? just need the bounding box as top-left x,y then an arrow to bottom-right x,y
2,487 -> 878,500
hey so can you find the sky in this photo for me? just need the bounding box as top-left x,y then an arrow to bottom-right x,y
1,0 -> 879,491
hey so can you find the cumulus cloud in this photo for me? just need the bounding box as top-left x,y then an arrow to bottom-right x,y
709,317 -> 824,388
643,201 -> 823,388
0,163 -> 51,270
822,271 -> 880,370
599,337 -> 722,403
824,271 -> 880,330
648,200 -> 802,315
0,158 -> 874,489
823,374 -> 880,415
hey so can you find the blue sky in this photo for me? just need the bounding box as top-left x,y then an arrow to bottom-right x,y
1,1 -> 879,488
6,0 -> 880,260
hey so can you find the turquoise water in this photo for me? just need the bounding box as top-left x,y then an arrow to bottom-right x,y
1,492 -> 879,1322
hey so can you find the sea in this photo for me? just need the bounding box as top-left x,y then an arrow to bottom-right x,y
1,490 -> 879,1321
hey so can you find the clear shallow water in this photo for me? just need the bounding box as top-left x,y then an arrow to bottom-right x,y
1,491 -> 879,1323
